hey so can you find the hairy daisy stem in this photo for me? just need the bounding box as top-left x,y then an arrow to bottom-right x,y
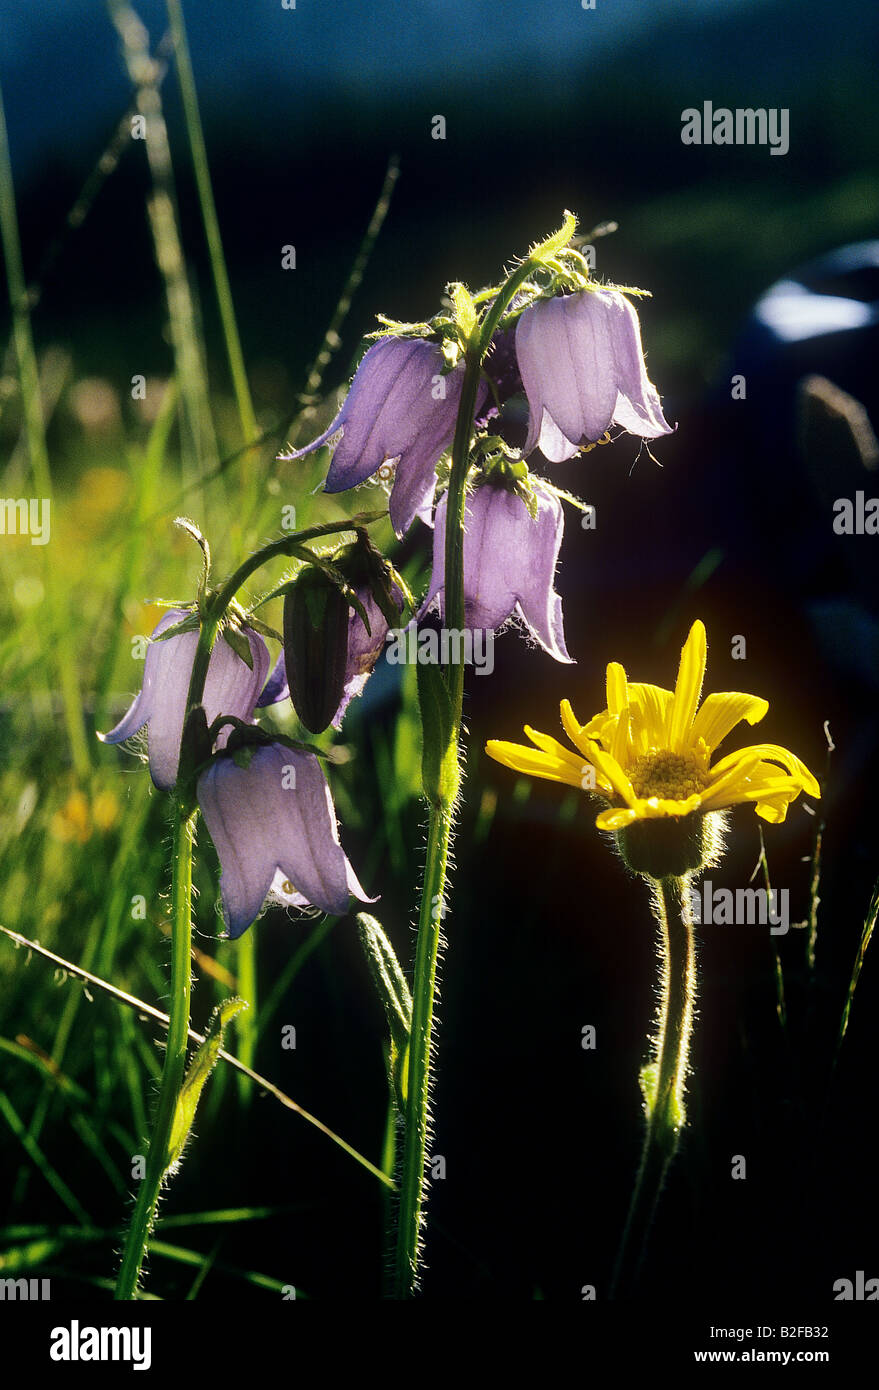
115,804 -> 195,1299
612,873 -> 696,1297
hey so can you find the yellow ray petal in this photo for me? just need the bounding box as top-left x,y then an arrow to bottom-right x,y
698,751 -> 764,811
484,737 -> 586,791
560,698 -> 596,760
606,661 -> 629,716
689,691 -> 769,755
524,725 -> 605,785
581,738 -> 637,807
596,805 -> 638,831
667,620 -> 707,752
627,682 -> 674,755
610,703 -> 632,766
711,741 -> 820,798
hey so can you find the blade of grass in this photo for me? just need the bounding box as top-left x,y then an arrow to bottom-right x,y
255,915 -> 336,1039
165,0 -> 257,450
184,1235 -> 222,1299
1,924 -> 394,1189
0,79 -> 91,779
108,0 -> 218,504
147,1238 -> 302,1296
12,777 -> 155,1208
0,1092 -> 92,1226
92,378 -> 180,720
835,875 -> 879,1065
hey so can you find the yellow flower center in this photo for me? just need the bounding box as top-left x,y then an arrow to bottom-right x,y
630,750 -> 708,802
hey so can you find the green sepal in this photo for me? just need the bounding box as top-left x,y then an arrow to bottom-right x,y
346,531 -> 410,629
241,614 -> 283,643
538,480 -> 593,514
416,658 -> 460,809
222,624 -> 254,670
265,552 -> 373,635
356,913 -> 412,1111
527,210 -> 578,268
165,996 -> 248,1174
196,724 -> 334,781
150,611 -> 199,643
370,314 -> 434,338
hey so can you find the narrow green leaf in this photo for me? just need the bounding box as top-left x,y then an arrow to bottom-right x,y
166,997 -> 248,1173
356,914 -> 412,1110
416,658 -> 459,808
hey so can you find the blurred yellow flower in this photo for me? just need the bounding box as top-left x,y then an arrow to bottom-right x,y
50,788 -> 120,843
486,620 -> 819,831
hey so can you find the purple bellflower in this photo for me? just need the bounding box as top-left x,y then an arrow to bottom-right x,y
281,336 -> 486,537
197,743 -> 373,938
259,583 -> 403,727
423,478 -> 572,663
100,610 -> 270,792
515,289 -> 673,462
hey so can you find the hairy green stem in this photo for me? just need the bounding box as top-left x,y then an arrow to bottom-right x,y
115,805 -> 195,1299
612,874 -> 696,1297
393,250 -> 551,1297
393,808 -> 451,1295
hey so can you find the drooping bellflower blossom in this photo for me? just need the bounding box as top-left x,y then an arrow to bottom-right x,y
280,337 -> 486,537
197,743 -> 373,938
259,583 -> 404,727
100,610 -> 270,791
515,289 -> 673,462
422,478 -> 572,663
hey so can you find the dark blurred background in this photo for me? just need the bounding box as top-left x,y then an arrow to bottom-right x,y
2,0 -> 878,1305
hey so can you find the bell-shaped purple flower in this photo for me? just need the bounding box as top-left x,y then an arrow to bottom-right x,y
422,479 -> 572,663
259,582 -> 403,727
100,610 -> 270,792
281,337 -> 485,537
515,289 -> 673,462
197,743 -> 373,938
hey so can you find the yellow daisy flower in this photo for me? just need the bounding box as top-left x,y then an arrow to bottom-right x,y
486,620 -> 819,870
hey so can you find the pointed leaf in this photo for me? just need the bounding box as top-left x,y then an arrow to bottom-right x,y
166,997 -> 248,1173
222,625 -> 254,670
416,658 -> 459,809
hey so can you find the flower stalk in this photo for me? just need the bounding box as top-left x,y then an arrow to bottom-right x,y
112,510 -> 383,1296
391,345 -> 481,1297
115,802 -> 195,1299
611,873 -> 696,1297
392,224 -> 574,1296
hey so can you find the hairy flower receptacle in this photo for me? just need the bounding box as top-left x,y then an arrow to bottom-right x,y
617,812 -> 707,879
616,808 -> 727,880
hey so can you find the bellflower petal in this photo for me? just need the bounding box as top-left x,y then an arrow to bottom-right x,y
197,743 -> 373,939
282,337 -> 485,537
515,289 -> 673,462
474,327 -> 523,428
101,610 -> 270,792
424,479 -> 572,663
